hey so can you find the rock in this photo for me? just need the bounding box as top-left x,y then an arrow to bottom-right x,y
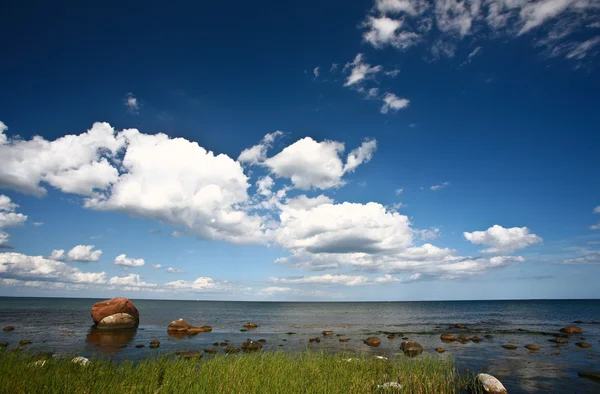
387,334 -> 396,339
258,339 -> 266,343
339,338 -> 350,342
525,344 -> 540,350
204,347 -> 217,354
476,373 -> 507,394
71,356 -> 90,366
376,382 -> 402,390
243,322 -> 258,329
453,323 -> 465,329
472,336 -> 482,343
219,342 -> 228,347
187,325 -> 212,333
0,341 -> 8,347
135,344 -> 145,348
240,329 -> 247,332
2,326 -> 15,332
559,326 -> 583,334
548,338 -> 568,344
179,350 -> 204,359
484,335 -> 494,339
19,340 -> 32,346
212,342 -> 220,346
168,319 -> 211,335
225,346 -> 240,354
573,320 -> 583,324
97,313 -> 137,330
578,372 -> 600,383
364,337 -> 381,347
501,344 -> 517,350
440,333 -> 455,342
33,351 -> 53,360
576,342 -> 592,348
436,347 -> 445,353
457,334 -> 471,343
402,337 -> 408,340
400,340 -> 423,357
322,331 -> 334,335
91,297 -> 139,326
241,340 -> 263,352
149,340 -> 160,348
309,337 -> 321,343
286,332 -> 296,335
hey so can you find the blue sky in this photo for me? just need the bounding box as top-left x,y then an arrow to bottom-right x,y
0,0 -> 599,301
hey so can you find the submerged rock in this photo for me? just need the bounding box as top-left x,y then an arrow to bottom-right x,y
501,344 -> 517,350
135,344 -> 145,348
2,326 -> 15,332
97,313 -> 137,330
19,340 -> 32,346
364,337 -> 381,347
0,342 -> 8,348
241,340 -> 263,352
212,342 -> 220,346
309,337 -> 321,343
457,334 -> 471,343
322,331 -> 334,335
219,342 -> 228,347
91,297 -> 139,327
167,319 -> 211,335
476,373 -> 507,394
400,340 -> 423,357
484,335 -> 494,339
440,333 -> 455,342
578,371 -> 600,383
286,332 -> 297,335
149,340 -> 160,348
576,342 -> 592,348
258,339 -> 266,343
243,322 -> 258,329
548,338 -> 568,344
472,336 -> 482,343
387,334 -> 396,339
339,338 -> 350,342
435,347 -> 445,353
525,344 -> 540,350
559,326 -> 583,334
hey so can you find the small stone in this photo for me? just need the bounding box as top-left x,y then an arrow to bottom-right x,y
135,344 -> 145,348
578,372 -> 600,383
484,335 -> 494,339
525,344 -> 540,350
71,356 -> 90,366
2,326 -> 15,332
440,333 -> 455,342
258,339 -> 266,343
472,336 -> 482,343
285,332 -> 296,335
19,340 -> 32,346
364,337 -> 381,347
501,344 -> 517,350
0,341 -> 8,348
240,329 -> 247,332
212,342 -> 219,346
204,347 -> 217,354
548,338 -> 568,344
225,346 -> 240,354
241,340 -> 263,352
576,342 -> 592,348
219,342 -> 228,347
149,340 -> 160,348
476,373 -> 507,394
322,331 -> 334,335
387,334 -> 396,339
436,347 -> 445,353
559,326 -> 583,334
309,337 -> 321,343
243,322 -> 258,329
339,338 -> 350,342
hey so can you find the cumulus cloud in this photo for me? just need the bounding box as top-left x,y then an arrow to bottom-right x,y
464,225 -> 543,253
238,131 -> 283,165
344,139 -> 377,173
361,0 -> 600,62
284,195 -> 334,210
272,273 -> 402,286
108,273 -> 156,287
151,264 -> 162,269
114,254 -> 145,267
594,205 -> 600,214
50,249 -> 65,260
125,93 -> 139,114
380,93 -> 410,113
343,54 -> 383,86
0,194 -> 27,248
165,277 -> 229,291
67,245 -> 103,262
257,286 -> 293,295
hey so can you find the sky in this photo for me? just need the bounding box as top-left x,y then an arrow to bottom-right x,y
0,0 -> 599,301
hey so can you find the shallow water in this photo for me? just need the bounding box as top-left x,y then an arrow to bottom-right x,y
1,297 -> 599,393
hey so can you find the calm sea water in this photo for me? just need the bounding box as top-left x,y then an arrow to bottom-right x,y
1,297 -> 599,393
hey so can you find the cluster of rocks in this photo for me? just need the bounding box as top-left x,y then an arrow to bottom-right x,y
167,319 -> 212,335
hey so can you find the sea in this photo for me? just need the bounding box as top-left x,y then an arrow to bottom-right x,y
1,297 -> 599,393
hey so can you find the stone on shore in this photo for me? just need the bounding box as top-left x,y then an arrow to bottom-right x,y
241,340 -> 263,352
576,342 -> 592,348
91,297 -> 139,326
2,326 -> 15,332
400,340 -> 423,357
225,346 -> 240,354
364,337 -> 381,347
559,326 -> 583,334
178,350 -> 204,359
97,313 -> 137,330
476,373 -> 507,394
525,344 -> 540,350
440,333 -> 455,342
71,356 -> 90,366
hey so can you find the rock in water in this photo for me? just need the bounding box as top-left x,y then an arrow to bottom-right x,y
525,344 -> 540,350
400,340 -> 423,357
167,319 -> 212,334
241,340 -> 263,352
364,337 -> 381,347
225,346 -> 240,354
2,326 -> 15,332
548,337 -> 568,344
91,297 -> 139,326
19,340 -> 32,346
575,342 -> 592,348
387,334 -> 396,339
149,340 -> 160,348
204,347 -> 217,354
501,344 -> 517,350
578,372 -> 600,383
243,322 -> 258,329
0,342 -> 8,348
339,338 -> 350,342
476,373 -> 507,394
97,313 -> 137,329
440,333 -> 455,342
322,331 -> 334,335
559,326 -> 583,334
435,347 -> 445,353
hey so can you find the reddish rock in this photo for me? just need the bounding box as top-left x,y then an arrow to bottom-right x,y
364,337 -> 381,347
525,344 -> 540,350
549,337 -> 568,344
484,335 -> 494,339
168,319 -> 211,335
576,342 -> 592,348
309,337 -> 321,343
440,333 -> 455,342
339,338 -> 350,342
149,340 -> 160,348
400,340 -> 423,357
91,297 -> 139,326
2,326 -> 15,332
243,322 -> 258,329
258,339 -> 266,343
387,334 -> 396,339
472,336 -> 482,343
322,331 -> 334,335
560,326 -> 583,334
502,344 -> 517,350
435,347 -> 445,353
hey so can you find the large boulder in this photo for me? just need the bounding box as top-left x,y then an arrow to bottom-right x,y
476,373 -> 507,394
400,340 -> 423,357
97,313 -> 137,329
364,337 -> 381,347
91,298 -> 139,326
167,319 -> 212,335
560,326 -> 583,334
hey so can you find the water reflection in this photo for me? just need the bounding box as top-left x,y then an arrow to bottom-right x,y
86,327 -> 137,355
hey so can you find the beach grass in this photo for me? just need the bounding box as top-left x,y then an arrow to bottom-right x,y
0,349 -> 478,393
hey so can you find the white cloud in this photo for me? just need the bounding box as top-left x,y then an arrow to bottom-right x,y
151,264 -> 162,269
0,195 -> 27,248
594,205 -> 600,214
385,69 -> 401,77
330,63 -> 339,72
591,222 -> 600,230
380,93 -> 410,114
284,194 -> 333,210
460,46 -> 482,66
430,181 -> 450,190
32,222 -> 44,227
238,131 -> 283,165
43,158 -> 119,197
125,93 -> 139,114
67,245 -> 103,262
0,121 -> 7,145
464,225 -> 543,253
50,249 -> 65,260
375,0 -> 429,15
258,286 -> 293,295
0,195 -> 17,212
114,254 -> 145,267
171,231 -> 184,238
566,36 -> 600,59
165,276 -> 228,291
272,273 -> 402,287
256,176 -> 275,196
107,273 -> 156,287
166,267 -> 183,273
344,139 -> 377,173
561,252 -> 600,264
343,54 -> 383,86
313,66 -> 320,77
395,188 -> 404,195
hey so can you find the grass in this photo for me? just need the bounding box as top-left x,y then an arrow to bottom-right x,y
0,349 -> 482,393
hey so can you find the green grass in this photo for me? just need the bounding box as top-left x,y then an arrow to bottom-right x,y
0,350 -> 479,393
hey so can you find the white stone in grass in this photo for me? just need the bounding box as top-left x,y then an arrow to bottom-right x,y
476,373 -> 507,394
71,356 -> 90,366
374,356 -> 388,360
376,382 -> 402,390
